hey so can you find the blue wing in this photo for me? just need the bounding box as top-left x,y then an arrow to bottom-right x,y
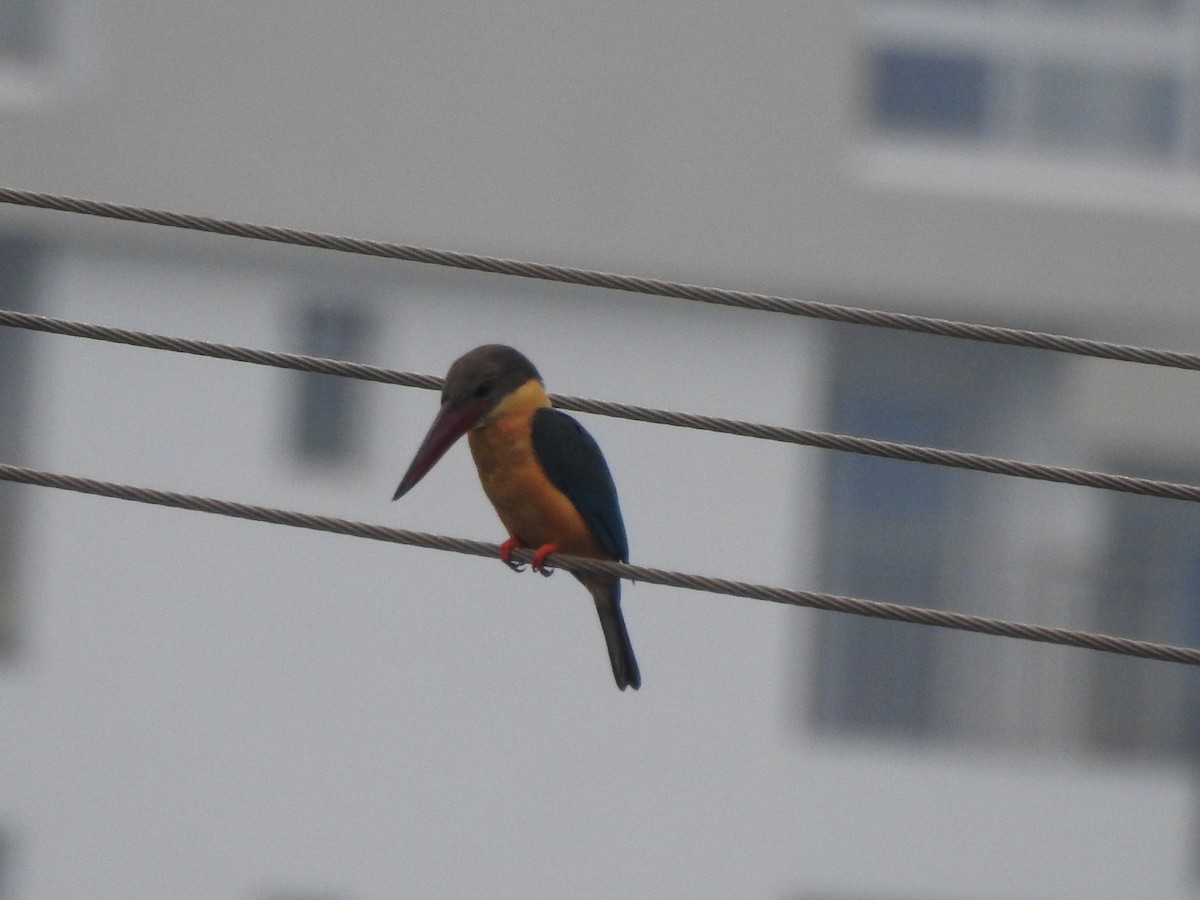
530,407 -> 628,563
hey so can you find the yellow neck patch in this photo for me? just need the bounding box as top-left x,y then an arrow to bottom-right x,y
478,377 -> 551,427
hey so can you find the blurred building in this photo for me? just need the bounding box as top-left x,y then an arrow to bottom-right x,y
3,1 -> 1200,898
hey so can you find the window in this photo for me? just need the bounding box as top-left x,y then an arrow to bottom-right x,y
872,48 -> 990,139
0,829 -> 9,900
0,238 -> 39,655
1089,467 -> 1200,758
0,0 -> 46,62
290,303 -> 373,466
864,0 -> 1200,165
810,328 -> 1078,744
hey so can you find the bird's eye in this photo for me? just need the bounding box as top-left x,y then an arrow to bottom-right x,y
472,381 -> 494,399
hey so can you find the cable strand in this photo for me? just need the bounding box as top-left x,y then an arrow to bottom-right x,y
2,460 -> 1197,667
5,306 -> 1200,504
4,186 -> 1200,370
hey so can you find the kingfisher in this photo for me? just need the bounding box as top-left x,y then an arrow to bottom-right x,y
393,345 -> 640,690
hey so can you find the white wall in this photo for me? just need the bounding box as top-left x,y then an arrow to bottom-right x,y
0,246 -> 1193,899
1,247 -> 829,898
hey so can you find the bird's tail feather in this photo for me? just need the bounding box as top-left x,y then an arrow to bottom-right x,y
591,581 -> 640,691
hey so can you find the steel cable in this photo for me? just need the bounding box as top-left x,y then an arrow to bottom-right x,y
4,186 -> 1200,370
4,306 -> 1200,504
2,460 -> 1198,667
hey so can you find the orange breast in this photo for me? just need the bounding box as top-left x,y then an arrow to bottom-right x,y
467,386 -> 609,560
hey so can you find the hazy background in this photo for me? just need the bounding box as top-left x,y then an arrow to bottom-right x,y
3,2 -> 1200,898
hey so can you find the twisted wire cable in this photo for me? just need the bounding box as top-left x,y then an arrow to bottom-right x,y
4,306 -> 1200,504
4,186 -> 1200,370
2,460 -> 1197,667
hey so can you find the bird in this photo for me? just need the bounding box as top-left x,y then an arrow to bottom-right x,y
393,344 -> 640,690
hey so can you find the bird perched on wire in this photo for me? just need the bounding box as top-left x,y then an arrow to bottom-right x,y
393,344 -> 640,690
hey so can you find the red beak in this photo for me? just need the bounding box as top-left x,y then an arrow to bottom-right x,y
392,398 -> 487,500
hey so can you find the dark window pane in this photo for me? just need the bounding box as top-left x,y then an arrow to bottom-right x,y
811,330 -> 1061,740
871,47 -> 990,138
291,305 -> 372,465
814,333 -> 982,737
815,391 -> 950,735
0,0 -> 45,60
0,238 -> 39,655
1030,64 -> 1179,158
1090,475 -> 1200,758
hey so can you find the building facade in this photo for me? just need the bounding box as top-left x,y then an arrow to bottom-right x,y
3,1 -> 1200,898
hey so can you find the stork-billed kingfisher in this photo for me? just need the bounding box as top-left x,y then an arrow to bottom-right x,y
392,345 -> 640,691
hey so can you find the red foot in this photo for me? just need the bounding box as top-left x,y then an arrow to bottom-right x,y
531,542 -> 559,573
499,535 -> 527,572
499,535 -> 522,564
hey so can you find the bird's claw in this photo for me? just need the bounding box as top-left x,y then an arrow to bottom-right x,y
499,538 -> 557,576
499,536 -> 526,573
531,543 -> 558,577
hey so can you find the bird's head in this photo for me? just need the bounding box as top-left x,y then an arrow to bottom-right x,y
392,344 -> 541,500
